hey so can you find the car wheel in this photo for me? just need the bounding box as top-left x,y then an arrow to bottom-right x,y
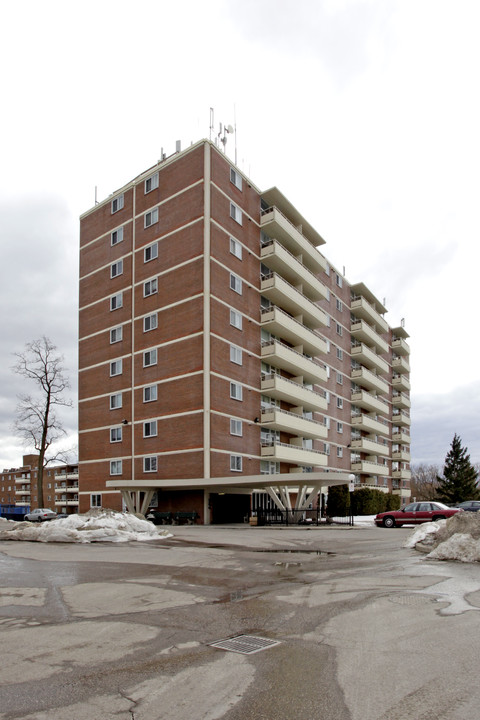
383,516 -> 396,528
432,515 -> 446,522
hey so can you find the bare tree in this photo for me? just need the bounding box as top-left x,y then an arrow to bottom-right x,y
410,463 -> 441,501
12,336 -> 72,507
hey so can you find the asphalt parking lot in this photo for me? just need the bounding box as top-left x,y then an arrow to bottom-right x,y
1,524 -> 480,720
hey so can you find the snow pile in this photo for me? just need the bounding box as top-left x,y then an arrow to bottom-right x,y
0,509 -> 172,543
405,512 -> 480,562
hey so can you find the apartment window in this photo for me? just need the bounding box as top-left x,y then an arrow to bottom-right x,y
144,456 -> 157,472
110,326 -> 123,343
143,384 -> 157,402
110,359 -> 123,376
91,494 -> 102,507
110,292 -> 123,310
145,172 -> 159,193
110,460 -> 122,475
335,273 -> 343,288
337,446 -> 343,458
110,260 -> 123,278
230,308 -> 242,329
144,313 -> 158,332
230,202 -> 243,225
230,345 -> 242,365
143,349 -> 157,367
230,455 -> 242,472
230,167 -> 243,191
336,346 -> 343,360
144,242 -> 158,262
337,421 -> 343,433
336,298 -> 343,312
325,315 -> 331,328
144,208 -> 158,228
111,194 -> 124,214
144,278 -> 158,297
230,273 -> 242,295
230,237 -> 242,259
230,382 -> 243,401
230,418 -> 243,436
144,420 -> 157,438
336,372 -> 343,385
336,396 -> 344,409
110,427 -> 122,443
323,443 -> 331,456
111,227 -> 124,246
336,323 -> 343,336
110,393 -> 122,410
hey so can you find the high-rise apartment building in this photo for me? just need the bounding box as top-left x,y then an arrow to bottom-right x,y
79,139 -> 410,523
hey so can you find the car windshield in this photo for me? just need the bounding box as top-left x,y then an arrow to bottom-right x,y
433,502 -> 449,509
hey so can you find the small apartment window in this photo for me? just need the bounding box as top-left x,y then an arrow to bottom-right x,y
337,446 -> 343,458
111,260 -> 123,278
336,323 -> 343,336
111,195 -> 124,214
143,349 -> 157,367
144,278 -> 158,297
144,208 -> 158,228
337,422 -> 343,433
145,172 -> 159,193
335,273 -> 343,288
110,293 -> 123,311
110,326 -> 123,343
230,202 -> 243,225
111,227 -> 124,246
144,456 -> 157,472
336,298 -> 343,312
110,460 -> 122,476
143,385 -> 157,402
230,455 -> 242,472
336,346 -> 343,360
144,420 -> 157,438
230,345 -> 242,365
110,393 -> 122,410
336,396 -> 344,409
230,418 -> 243,436
230,308 -> 242,329
336,372 -> 343,385
230,237 -> 242,259
110,427 -> 122,443
230,273 -> 242,295
144,243 -> 158,262
110,359 -> 122,376
91,494 -> 102,507
144,313 -> 158,332
230,167 -> 243,191
323,443 -> 331,456
230,382 -> 243,401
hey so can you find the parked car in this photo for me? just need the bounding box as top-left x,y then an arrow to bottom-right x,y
375,502 -> 462,528
451,501 -> 480,512
24,508 -> 57,522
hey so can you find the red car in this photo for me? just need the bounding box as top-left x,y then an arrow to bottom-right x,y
375,501 -> 462,528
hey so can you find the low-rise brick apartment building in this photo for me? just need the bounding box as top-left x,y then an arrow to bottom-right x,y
0,454 -> 79,517
79,139 -> 411,523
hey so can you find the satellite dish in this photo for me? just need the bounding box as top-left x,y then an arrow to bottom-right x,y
227,124 -> 234,133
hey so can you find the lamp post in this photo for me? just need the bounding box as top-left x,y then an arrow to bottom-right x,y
348,474 -> 355,526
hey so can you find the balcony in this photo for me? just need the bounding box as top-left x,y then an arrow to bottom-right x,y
392,337 -> 410,356
392,392 -> 411,409
262,340 -> 327,385
261,306 -> 328,357
357,482 -> 389,494
261,273 -> 327,329
261,373 -> 327,412
351,389 -> 389,415
261,441 -> 327,467
350,295 -> 388,334
392,374 -> 411,392
351,438 -> 390,457
351,343 -> 389,375
392,356 -> 410,374
260,205 -> 326,274
15,487 -> 31,496
15,476 -> 30,485
351,366 -> 389,395
392,469 -> 412,480
392,431 -> 410,444
351,460 -> 389,476
261,407 -> 328,440
392,488 -> 410,498
392,450 -> 411,462
352,413 -> 390,436
392,410 -> 411,426
261,240 -> 328,302
351,319 -> 389,355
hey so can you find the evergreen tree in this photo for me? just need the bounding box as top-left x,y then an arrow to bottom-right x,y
436,434 -> 479,504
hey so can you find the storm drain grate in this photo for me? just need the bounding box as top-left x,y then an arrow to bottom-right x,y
209,634 -> 281,655
389,594 -> 434,606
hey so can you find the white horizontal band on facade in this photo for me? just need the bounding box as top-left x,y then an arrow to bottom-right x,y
78,409 -> 203,434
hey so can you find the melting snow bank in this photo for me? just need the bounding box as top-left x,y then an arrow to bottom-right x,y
0,510 -> 172,543
404,512 -> 480,563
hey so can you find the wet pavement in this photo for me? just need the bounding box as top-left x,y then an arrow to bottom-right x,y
1,524 -> 480,719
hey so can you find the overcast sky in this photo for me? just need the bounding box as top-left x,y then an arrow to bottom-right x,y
1,0 -> 479,471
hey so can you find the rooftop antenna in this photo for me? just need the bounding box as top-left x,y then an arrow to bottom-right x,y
219,122 -> 234,153
401,317 -> 405,327
94,186 -> 98,205
209,108 -> 214,141
234,104 -> 237,165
